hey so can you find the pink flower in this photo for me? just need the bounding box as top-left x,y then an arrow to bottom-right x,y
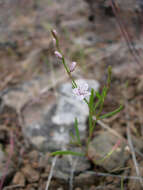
73,81 -> 91,100
54,51 -> 62,59
69,62 -> 77,72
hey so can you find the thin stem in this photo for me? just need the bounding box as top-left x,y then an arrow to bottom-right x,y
84,171 -> 143,181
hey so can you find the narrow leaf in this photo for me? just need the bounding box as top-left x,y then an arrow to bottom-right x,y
95,91 -> 102,100
74,118 -> 81,146
99,105 -> 124,120
51,150 -> 85,157
89,88 -> 94,108
69,132 -> 76,143
94,99 -> 101,111
102,86 -> 108,98
107,66 -> 112,86
89,89 -> 95,137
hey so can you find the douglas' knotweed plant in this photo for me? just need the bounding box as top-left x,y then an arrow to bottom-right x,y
50,29 -> 124,158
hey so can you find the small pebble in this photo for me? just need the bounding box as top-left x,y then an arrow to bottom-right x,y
12,172 -> 25,186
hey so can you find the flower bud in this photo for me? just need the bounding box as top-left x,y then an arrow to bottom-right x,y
54,51 -> 62,59
69,62 -> 77,72
51,29 -> 58,39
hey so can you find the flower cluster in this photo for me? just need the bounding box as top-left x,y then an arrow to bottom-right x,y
73,81 -> 91,100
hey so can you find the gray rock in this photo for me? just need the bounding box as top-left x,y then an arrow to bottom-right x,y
52,150 -> 91,181
1,75 -> 52,113
21,79 -> 100,152
87,132 -> 129,172
20,79 -> 99,180
0,67 -> 66,113
22,164 -> 40,183
1,77 -> 99,181
52,96 -> 88,126
75,171 -> 100,187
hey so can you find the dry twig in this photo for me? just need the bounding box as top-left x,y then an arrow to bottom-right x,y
127,123 -> 143,186
45,155 -> 58,190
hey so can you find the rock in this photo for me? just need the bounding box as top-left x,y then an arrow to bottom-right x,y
87,132 -> 129,172
51,96 -> 88,126
12,172 -> 25,186
38,153 -> 50,169
26,184 -> 36,190
57,187 -> 64,190
0,65 -> 66,113
28,150 -> 39,162
21,79 -> 99,181
22,164 -> 40,183
1,76 -> 100,182
52,150 -> 91,180
0,75 -> 52,113
21,79 -> 100,152
75,171 -> 99,188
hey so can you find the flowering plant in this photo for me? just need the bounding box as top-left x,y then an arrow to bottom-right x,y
50,29 -> 123,157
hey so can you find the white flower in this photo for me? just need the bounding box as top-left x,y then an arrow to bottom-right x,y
69,62 -> 77,72
73,81 -> 91,100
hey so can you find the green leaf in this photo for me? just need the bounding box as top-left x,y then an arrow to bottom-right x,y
94,99 -> 101,111
94,66 -> 112,118
102,66 -> 112,99
95,91 -> 102,100
99,105 -> 124,120
69,132 -> 76,142
102,86 -> 108,99
89,88 -> 94,108
94,86 -> 107,117
74,118 -> 81,146
89,89 -> 95,137
107,66 -> 112,86
51,150 -> 85,157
